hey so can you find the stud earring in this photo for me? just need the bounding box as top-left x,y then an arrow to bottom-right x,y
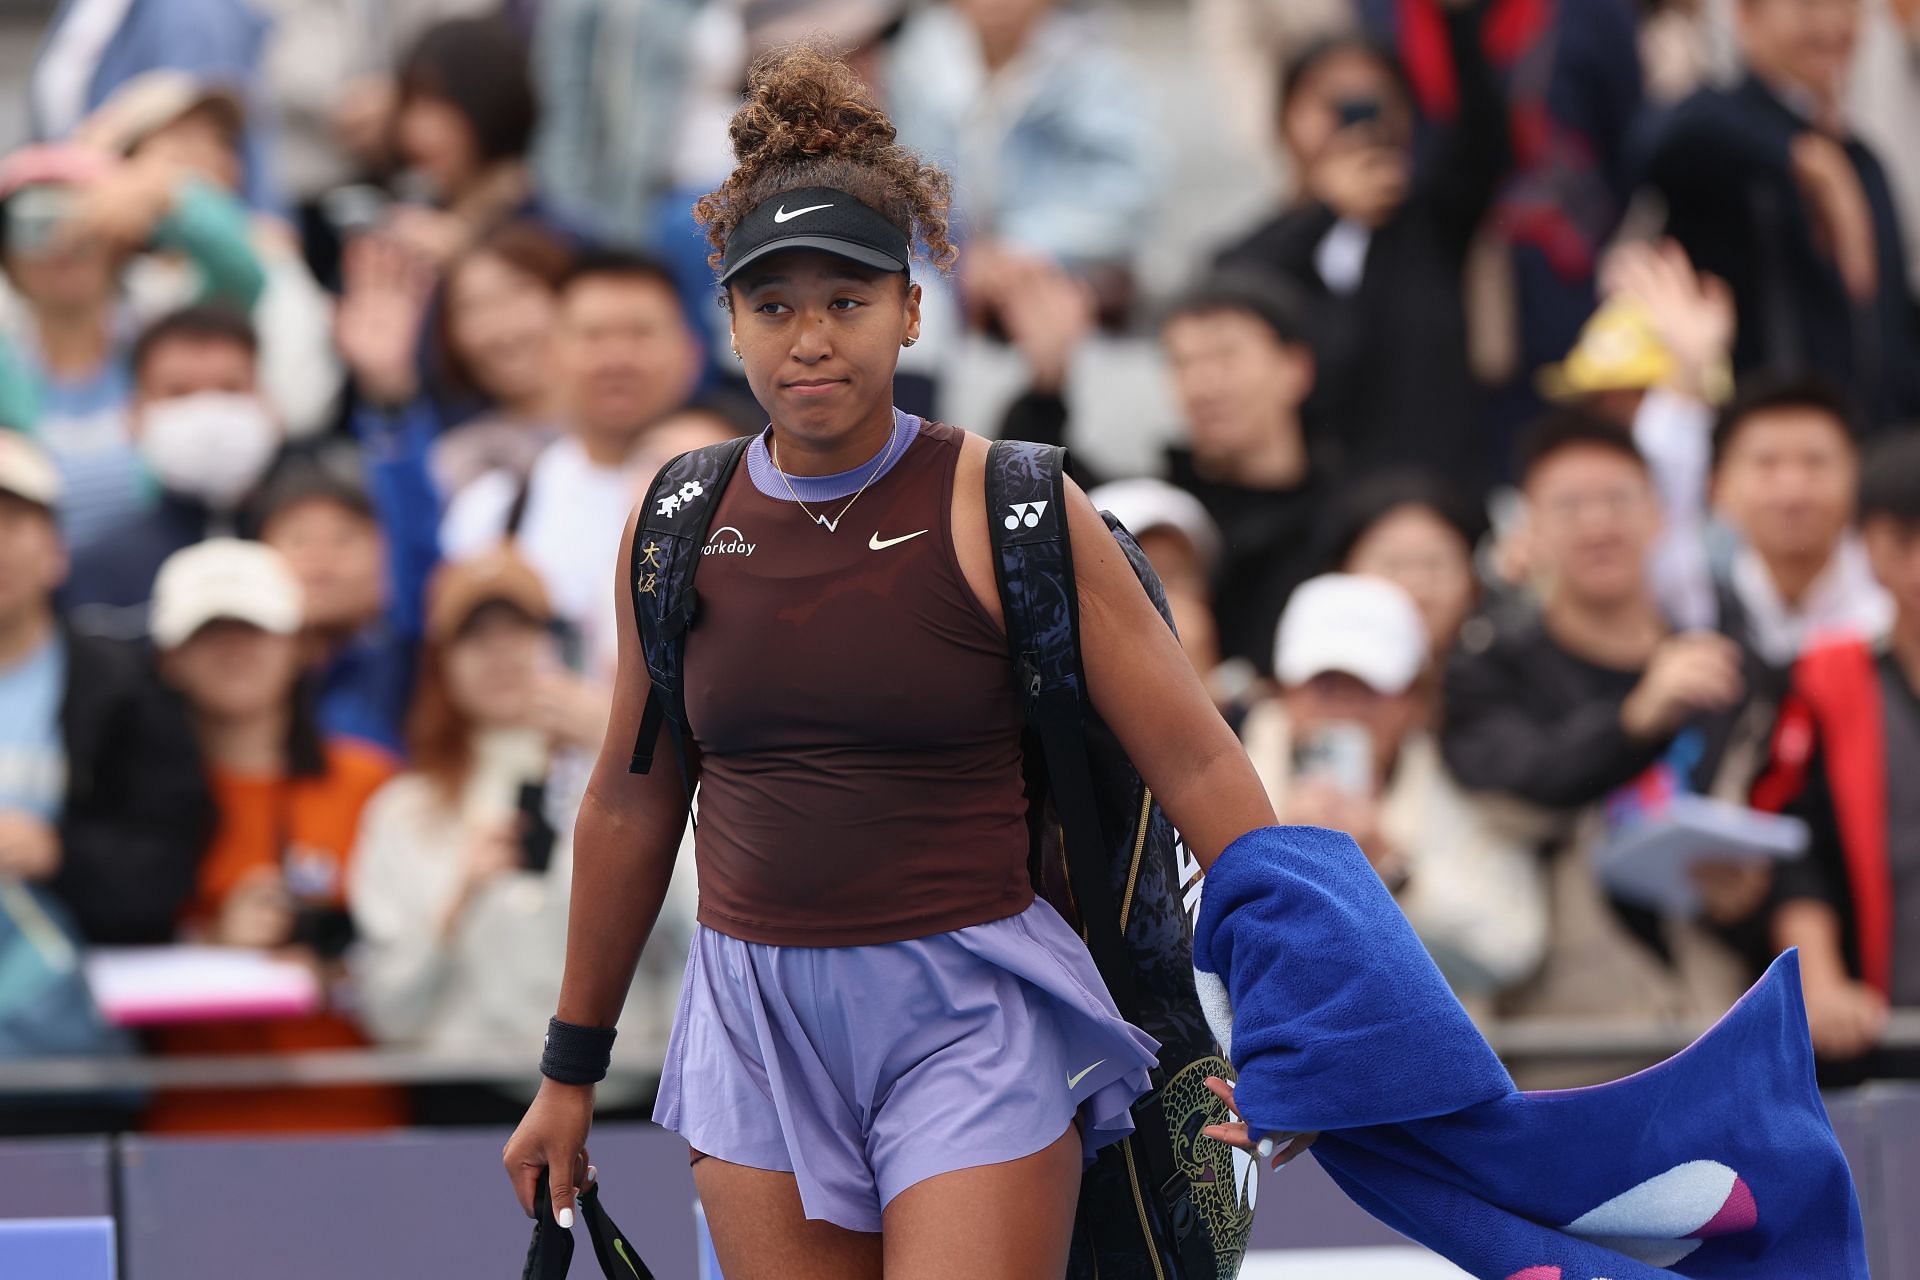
903,336 -> 918,348
731,349 -> 742,360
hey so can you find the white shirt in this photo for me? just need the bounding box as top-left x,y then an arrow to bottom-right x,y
1728,538 -> 1894,667
440,436 -> 646,684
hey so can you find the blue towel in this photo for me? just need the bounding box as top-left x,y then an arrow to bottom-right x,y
1192,825 -> 1869,1279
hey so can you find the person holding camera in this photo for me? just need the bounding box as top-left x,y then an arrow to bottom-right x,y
1214,0 -> 1506,490
348,550 -> 681,1125
1241,574 -> 1546,1014
143,538 -> 405,1133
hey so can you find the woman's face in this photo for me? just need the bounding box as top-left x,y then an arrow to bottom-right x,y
1281,48 -> 1411,166
396,92 -> 482,201
447,251 -> 556,407
135,109 -> 243,194
444,606 -> 547,728
1344,504 -> 1477,658
163,621 -> 303,722
729,249 -> 918,448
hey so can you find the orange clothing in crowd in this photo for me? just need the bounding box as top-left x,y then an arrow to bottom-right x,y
145,739 -> 410,1133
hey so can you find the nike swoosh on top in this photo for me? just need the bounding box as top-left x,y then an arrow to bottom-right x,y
1067,1060 -> 1106,1089
773,202 -> 834,223
868,529 -> 929,550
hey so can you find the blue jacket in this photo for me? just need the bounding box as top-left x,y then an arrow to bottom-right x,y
32,0 -> 279,213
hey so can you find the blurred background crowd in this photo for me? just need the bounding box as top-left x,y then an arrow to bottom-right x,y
0,0 -> 1917,1138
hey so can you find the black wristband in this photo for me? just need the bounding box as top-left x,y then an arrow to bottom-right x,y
540,1017 -> 618,1085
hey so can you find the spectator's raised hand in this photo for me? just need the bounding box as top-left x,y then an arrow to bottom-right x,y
1304,130 -> 1409,229
1689,857 -> 1772,926
52,152 -> 179,256
336,234 -> 436,406
1601,239 -> 1734,397
332,76 -> 399,168
1789,132 -> 1879,303
382,204 -> 473,271
215,866 -> 297,949
1802,975 -> 1888,1061
999,259 -> 1097,395
1619,632 -> 1745,742
529,669 -> 611,752
0,811 -> 61,881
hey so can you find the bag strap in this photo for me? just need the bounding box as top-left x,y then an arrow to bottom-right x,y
984,439 -> 1212,1280
626,435 -> 754,809
523,1170 -> 656,1280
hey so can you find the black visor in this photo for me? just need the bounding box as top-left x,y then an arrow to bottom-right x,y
718,187 -> 910,285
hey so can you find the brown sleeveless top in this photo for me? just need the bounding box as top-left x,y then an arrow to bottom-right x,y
681,418 -> 1033,945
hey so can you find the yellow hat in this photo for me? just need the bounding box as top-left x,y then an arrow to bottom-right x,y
1536,298 -> 1677,401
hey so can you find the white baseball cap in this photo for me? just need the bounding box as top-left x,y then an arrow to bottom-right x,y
1089,478 -> 1223,571
0,431 -> 61,509
149,538 -> 304,650
1275,574 -> 1429,695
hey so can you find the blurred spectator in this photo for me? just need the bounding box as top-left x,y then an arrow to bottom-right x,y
1851,0 -> 1920,295
1441,413 -> 1759,1078
1758,430 -> 1920,1081
349,550 -> 672,1124
1241,575 -> 1547,1015
380,16 -> 560,270
254,464 -> 437,759
1639,0 -> 1735,105
27,0 -> 276,210
1087,477 -> 1225,690
77,71 -> 344,439
337,224 -> 572,504
1318,470 -> 1488,682
1191,0 -> 1354,156
887,0 -> 1159,327
1215,0 -> 1507,488
1706,376 -> 1891,670
1005,274 -> 1325,683
0,144 -> 264,556
249,0 -> 498,277
1639,0 -> 1920,431
65,305 -> 281,621
0,431 -> 210,949
532,0 -> 744,251
441,251 -> 703,683
144,539 -> 406,1132
1537,239 -> 1735,631
1360,0 -> 1643,461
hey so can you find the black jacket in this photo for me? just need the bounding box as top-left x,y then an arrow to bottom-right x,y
1213,3 -> 1509,492
1641,75 -> 1920,431
49,628 -> 214,944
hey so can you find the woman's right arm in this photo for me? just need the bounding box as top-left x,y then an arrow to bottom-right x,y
504,507 -> 693,1222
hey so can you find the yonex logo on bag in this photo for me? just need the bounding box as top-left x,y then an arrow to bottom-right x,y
703,526 -> 756,557
1004,500 -> 1049,531
656,479 -> 706,518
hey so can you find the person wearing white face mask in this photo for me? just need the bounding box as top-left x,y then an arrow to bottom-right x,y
64,305 -> 284,628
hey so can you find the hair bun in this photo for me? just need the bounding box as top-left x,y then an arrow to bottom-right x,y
730,43 -> 896,169
694,42 -> 956,276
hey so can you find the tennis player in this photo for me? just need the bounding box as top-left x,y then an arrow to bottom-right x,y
504,45 -> 1295,1279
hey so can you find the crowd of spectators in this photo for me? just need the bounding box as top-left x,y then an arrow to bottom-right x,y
0,0 -> 1917,1133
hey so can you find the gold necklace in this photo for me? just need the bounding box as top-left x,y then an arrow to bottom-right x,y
770,424 -> 901,533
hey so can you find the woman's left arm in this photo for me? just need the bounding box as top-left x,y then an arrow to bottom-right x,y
1068,480 -> 1276,869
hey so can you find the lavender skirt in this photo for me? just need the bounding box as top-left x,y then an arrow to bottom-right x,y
651,896 -> 1161,1232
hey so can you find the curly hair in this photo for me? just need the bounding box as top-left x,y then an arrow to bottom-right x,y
693,43 -> 955,280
